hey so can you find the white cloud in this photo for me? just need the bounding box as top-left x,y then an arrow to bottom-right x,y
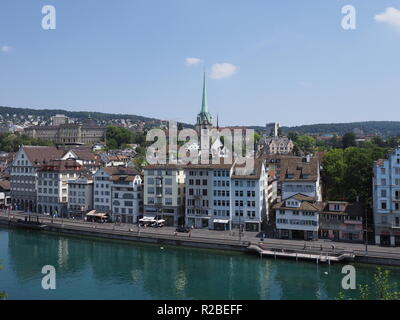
374,7 -> 400,30
185,57 -> 202,66
1,45 -> 14,53
210,63 -> 238,79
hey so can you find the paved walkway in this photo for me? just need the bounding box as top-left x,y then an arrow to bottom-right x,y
3,210 -> 400,258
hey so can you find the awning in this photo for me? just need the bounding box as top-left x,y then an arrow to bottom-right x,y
139,217 -> 157,222
86,212 -> 108,218
214,219 -> 230,224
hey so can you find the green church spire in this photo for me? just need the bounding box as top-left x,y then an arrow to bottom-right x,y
201,71 -> 208,114
196,72 -> 213,128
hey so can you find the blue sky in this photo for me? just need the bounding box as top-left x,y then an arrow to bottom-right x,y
1,0 -> 400,127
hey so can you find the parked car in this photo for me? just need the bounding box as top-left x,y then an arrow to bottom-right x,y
176,226 -> 191,233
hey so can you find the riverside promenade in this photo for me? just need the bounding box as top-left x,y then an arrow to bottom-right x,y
1,210 -> 400,266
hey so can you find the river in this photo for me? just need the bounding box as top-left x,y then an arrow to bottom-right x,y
1,226 -> 400,300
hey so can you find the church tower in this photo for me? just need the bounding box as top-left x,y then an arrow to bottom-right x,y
195,72 -> 213,134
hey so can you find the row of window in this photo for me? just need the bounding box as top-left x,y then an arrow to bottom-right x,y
147,197 -> 175,205
277,219 -> 317,226
147,178 -> 173,185
279,210 -> 316,216
38,188 -> 59,194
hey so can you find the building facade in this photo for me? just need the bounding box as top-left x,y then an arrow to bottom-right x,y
110,167 -> 142,224
373,148 -> 400,246
68,174 -> 94,217
319,201 -> 364,242
93,166 -> 142,223
280,156 -> 322,201
184,160 -> 271,232
37,160 -> 82,216
274,194 -> 321,240
10,146 -> 64,211
24,124 -> 106,145
93,167 -> 112,213
143,165 -> 186,227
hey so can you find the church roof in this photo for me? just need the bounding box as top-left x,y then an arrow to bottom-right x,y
196,72 -> 213,125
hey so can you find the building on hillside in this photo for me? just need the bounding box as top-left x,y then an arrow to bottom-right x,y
274,193 -> 321,240
10,146 -> 64,211
0,180 -> 11,209
373,148 -> 400,246
93,166 -> 142,223
61,148 -> 102,172
257,122 -> 294,156
24,123 -> 106,145
68,173 -> 94,218
51,114 -> 70,126
143,165 -> 186,227
257,136 -> 294,156
37,160 -> 82,216
319,201 -> 365,242
0,152 -> 15,175
265,122 -> 280,137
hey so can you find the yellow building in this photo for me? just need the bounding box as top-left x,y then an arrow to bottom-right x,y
24,124 -> 106,145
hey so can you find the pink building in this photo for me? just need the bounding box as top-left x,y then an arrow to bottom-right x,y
319,201 -> 365,242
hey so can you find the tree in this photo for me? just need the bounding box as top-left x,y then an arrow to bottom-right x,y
288,132 -> 298,142
131,155 -> 148,172
254,132 -> 261,146
338,267 -> 400,300
0,262 -> 6,300
295,135 -> 316,154
0,132 -> 53,152
106,125 -> 133,149
321,149 -> 346,200
342,132 -> 356,148
322,146 -> 387,202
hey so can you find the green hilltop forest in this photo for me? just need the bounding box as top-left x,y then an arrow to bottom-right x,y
250,121 -> 400,137
0,105 -> 166,127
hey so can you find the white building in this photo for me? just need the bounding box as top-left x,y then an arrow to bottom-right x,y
93,167 -> 112,213
373,147 -> 400,246
37,160 -> 82,216
184,160 -> 272,232
68,174 -> 94,217
93,166 -> 142,223
230,161 -> 269,232
110,168 -> 142,224
185,164 -> 231,230
280,156 -> 322,201
143,165 -> 186,227
10,146 -> 64,211
274,193 -> 321,240
51,114 -> 69,126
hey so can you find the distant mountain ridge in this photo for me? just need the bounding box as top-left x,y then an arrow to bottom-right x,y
1,105 -> 399,136
251,121 -> 400,137
0,105 -> 161,124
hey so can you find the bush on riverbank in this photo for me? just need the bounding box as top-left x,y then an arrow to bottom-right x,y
0,262 -> 6,300
337,267 -> 400,300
